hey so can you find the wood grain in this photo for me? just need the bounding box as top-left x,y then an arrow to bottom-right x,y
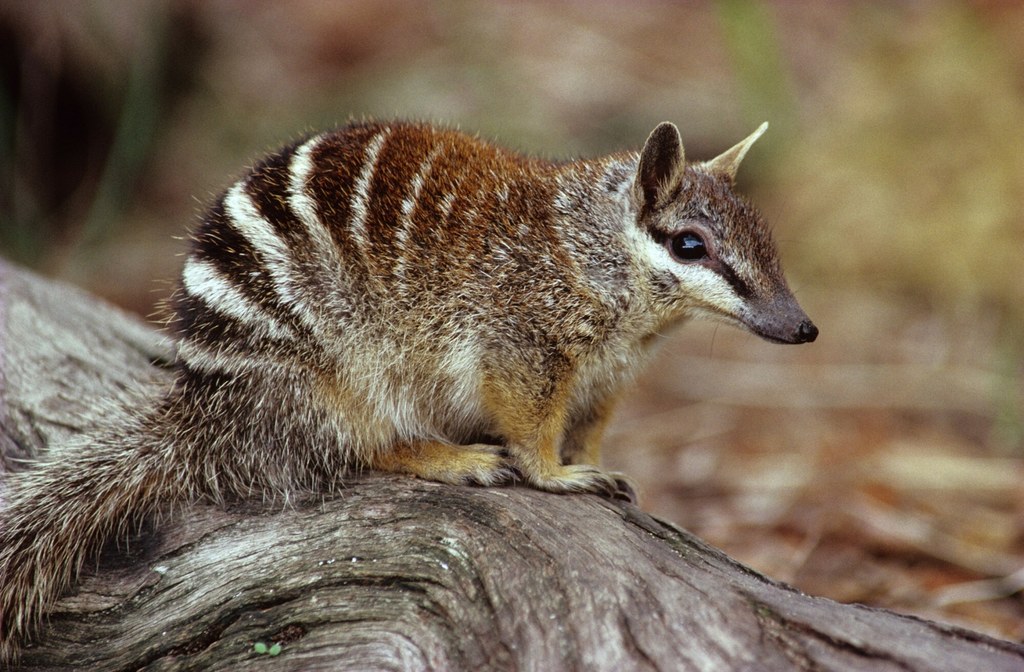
2,259 -> 1022,671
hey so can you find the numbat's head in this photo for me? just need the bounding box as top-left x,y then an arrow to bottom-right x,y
625,121 -> 816,344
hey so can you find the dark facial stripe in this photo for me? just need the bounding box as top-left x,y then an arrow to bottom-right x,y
713,261 -> 754,300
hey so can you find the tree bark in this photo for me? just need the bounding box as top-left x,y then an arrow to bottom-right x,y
2,259 -> 1022,672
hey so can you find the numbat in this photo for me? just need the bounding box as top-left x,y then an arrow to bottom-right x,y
0,120 -> 816,658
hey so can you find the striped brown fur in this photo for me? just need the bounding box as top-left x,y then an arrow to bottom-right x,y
0,119 -> 816,659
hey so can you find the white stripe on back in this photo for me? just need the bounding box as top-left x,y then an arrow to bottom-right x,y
288,135 -> 339,265
395,148 -> 439,282
223,181 -> 319,329
349,130 -> 391,255
182,256 -> 294,341
177,338 -> 263,376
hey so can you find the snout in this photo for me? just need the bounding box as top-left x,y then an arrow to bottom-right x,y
742,298 -> 819,345
794,319 -> 818,343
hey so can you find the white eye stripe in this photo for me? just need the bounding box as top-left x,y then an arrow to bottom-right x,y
671,264 -> 745,311
639,235 -> 746,314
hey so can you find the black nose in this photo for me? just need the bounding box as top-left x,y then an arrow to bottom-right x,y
795,319 -> 818,343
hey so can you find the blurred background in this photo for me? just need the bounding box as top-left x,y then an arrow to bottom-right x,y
1,0 -> 1021,641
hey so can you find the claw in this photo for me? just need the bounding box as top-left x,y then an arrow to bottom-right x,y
611,475 -> 638,504
520,463 -> 623,498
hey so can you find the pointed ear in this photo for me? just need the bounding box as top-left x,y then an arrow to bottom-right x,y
633,122 -> 686,210
704,121 -> 769,180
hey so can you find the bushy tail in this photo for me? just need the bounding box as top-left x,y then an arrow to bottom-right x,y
0,428 -> 182,662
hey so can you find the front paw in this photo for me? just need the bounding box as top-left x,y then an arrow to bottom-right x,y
521,464 -> 625,499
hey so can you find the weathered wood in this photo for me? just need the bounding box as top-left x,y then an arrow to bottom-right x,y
2,259 -> 1023,671
0,260 -> 174,473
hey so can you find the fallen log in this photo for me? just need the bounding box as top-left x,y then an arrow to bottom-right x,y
2,259 -> 1022,671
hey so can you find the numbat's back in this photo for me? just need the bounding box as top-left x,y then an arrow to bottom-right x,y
0,119 -> 816,659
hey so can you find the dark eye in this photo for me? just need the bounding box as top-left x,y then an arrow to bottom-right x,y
669,231 -> 708,261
